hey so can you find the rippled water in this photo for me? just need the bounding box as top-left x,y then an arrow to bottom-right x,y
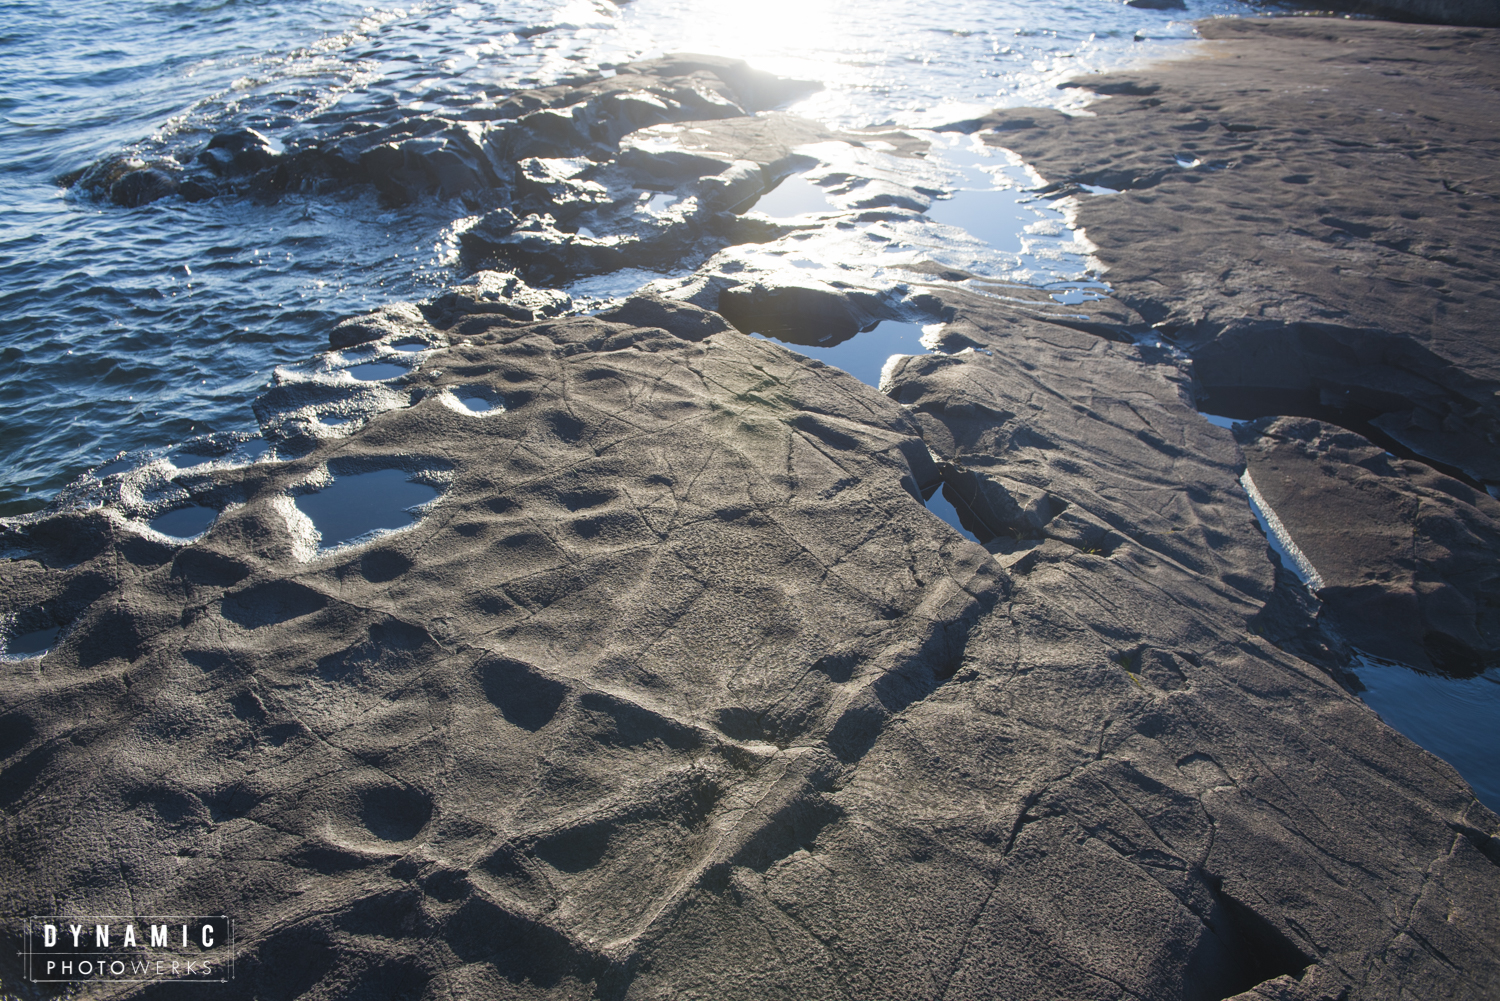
0,0 -> 1254,514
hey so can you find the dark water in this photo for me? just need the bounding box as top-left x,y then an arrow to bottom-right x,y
1353,654 -> 1500,809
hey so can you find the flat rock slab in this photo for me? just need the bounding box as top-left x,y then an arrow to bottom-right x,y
1238,415 -> 1500,674
973,18 -> 1500,484
2,295 -> 1497,999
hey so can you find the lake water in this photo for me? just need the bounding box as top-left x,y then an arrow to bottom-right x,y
0,0 -> 1250,512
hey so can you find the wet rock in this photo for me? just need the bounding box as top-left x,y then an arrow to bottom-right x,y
71,155 -> 183,206
197,127 -> 280,177
328,301 -> 430,350
420,270 -> 572,328
76,54 -> 821,211
108,167 -> 179,207
1238,416 -> 1500,675
975,18 -> 1500,485
718,279 -> 880,346
458,111 -> 906,285
3,294 -> 1496,1000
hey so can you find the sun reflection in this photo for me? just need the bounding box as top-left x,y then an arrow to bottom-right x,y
661,0 -> 854,71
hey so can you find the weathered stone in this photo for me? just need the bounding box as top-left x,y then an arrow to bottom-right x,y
976,18 -> 1500,485
1238,415 -> 1500,675
421,270 -> 573,328
3,295 -> 1496,999
327,301 -> 430,350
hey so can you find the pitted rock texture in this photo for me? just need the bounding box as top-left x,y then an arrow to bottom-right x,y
958,18 -> 1500,485
2,298 -> 1497,999
1237,415 -> 1500,675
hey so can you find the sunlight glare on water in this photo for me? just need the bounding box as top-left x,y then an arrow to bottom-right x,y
0,0 -> 1248,514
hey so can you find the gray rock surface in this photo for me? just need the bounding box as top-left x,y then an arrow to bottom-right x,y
2,292 -> 1497,999
962,18 -> 1500,486
1237,416 -> 1500,674
1264,0 -> 1500,28
8,15 -> 1500,1001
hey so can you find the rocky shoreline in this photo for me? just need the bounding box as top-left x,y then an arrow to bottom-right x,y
964,15 -> 1500,686
3,15 -> 1498,1001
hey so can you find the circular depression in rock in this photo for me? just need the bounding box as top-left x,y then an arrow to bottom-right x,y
4,624 -> 61,659
149,505 -> 219,540
442,385 -> 503,416
346,361 -> 409,382
294,468 -> 442,550
357,784 -> 432,842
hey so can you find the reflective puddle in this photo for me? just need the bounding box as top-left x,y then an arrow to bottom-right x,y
644,191 -> 681,214
924,482 -> 982,545
924,145 -> 1039,255
347,361 -> 409,382
150,505 -> 219,539
295,468 -> 441,549
753,173 -> 835,218
168,449 -> 217,469
5,625 -> 61,658
754,320 -> 927,389
1352,654 -> 1500,812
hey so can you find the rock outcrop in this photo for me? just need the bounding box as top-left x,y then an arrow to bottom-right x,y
2,289 -> 1496,999
69,54 -> 822,210
1237,416 -> 1500,675
1268,0 -> 1500,29
954,18 -> 1500,488
8,14 -> 1500,1001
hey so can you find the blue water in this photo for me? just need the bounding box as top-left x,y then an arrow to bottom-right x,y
1352,654 -> 1500,811
295,467 -> 441,549
753,320 -> 927,389
0,0 -> 1250,515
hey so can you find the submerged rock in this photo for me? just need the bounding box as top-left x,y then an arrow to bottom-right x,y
71,155 -> 184,207
108,167 -> 180,207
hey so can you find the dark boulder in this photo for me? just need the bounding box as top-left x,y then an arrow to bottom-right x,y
197,127 -> 280,176
108,167 -> 179,207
